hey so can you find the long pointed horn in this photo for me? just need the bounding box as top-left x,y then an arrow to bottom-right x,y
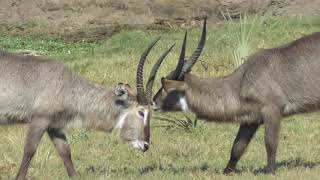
146,44 -> 175,102
178,16 -> 207,80
170,31 -> 187,80
136,37 -> 161,105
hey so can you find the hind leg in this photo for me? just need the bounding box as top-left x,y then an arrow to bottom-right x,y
47,128 -> 78,178
262,106 -> 281,174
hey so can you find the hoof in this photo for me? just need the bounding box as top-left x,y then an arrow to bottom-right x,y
223,167 -> 236,175
264,167 -> 276,175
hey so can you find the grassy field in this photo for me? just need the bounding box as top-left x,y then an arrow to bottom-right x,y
1,16 -> 320,179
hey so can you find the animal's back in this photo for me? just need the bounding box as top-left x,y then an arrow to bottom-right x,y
241,32 -> 320,115
0,51 -> 74,124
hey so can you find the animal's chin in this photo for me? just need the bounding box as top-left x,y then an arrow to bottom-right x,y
153,108 -> 162,112
152,104 -> 171,112
152,105 -> 161,111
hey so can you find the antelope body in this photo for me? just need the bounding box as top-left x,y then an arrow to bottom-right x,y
153,18 -> 320,174
0,37 -> 173,179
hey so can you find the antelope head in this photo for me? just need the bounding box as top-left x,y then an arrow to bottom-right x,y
153,17 -> 206,111
115,37 -> 174,152
152,17 -> 207,112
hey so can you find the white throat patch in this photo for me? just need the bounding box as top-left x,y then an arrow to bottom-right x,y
115,111 -> 129,129
179,97 -> 189,112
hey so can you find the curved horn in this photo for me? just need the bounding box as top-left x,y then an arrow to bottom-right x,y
169,31 -> 187,80
136,37 -> 161,105
146,44 -> 175,102
178,16 -> 207,80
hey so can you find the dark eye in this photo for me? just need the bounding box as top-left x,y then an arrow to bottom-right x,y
138,111 -> 144,118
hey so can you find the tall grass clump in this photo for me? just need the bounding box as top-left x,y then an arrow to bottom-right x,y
231,15 -> 255,68
221,11 -> 268,68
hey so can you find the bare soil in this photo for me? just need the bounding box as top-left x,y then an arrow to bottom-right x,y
0,0 -> 319,41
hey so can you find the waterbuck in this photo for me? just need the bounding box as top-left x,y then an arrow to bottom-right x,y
153,17 -> 320,174
0,37 -> 174,179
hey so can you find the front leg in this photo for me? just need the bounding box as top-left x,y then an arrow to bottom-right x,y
16,119 -> 50,180
224,123 -> 260,174
262,106 -> 281,174
47,128 -> 78,179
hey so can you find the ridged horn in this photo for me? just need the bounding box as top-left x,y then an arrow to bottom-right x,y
136,37 -> 161,105
178,16 -> 207,80
170,31 -> 187,80
146,44 -> 175,102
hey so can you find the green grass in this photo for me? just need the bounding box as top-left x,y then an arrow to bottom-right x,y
1,15 -> 320,179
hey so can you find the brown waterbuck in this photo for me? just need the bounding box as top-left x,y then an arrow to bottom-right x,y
153,17 -> 320,174
0,37 -> 174,179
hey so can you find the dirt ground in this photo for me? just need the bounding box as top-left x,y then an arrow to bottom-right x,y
0,0 -> 319,41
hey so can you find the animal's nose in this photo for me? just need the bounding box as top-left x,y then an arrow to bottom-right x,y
143,142 -> 149,152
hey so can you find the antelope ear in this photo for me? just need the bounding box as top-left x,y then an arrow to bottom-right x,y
115,82 -> 129,100
161,78 -> 187,92
124,83 -> 136,97
115,82 -> 136,101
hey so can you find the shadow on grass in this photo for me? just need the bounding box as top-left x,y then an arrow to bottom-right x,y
84,163 -> 216,176
139,163 -> 219,175
251,157 -> 320,174
83,158 -> 320,176
138,157 -> 320,176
